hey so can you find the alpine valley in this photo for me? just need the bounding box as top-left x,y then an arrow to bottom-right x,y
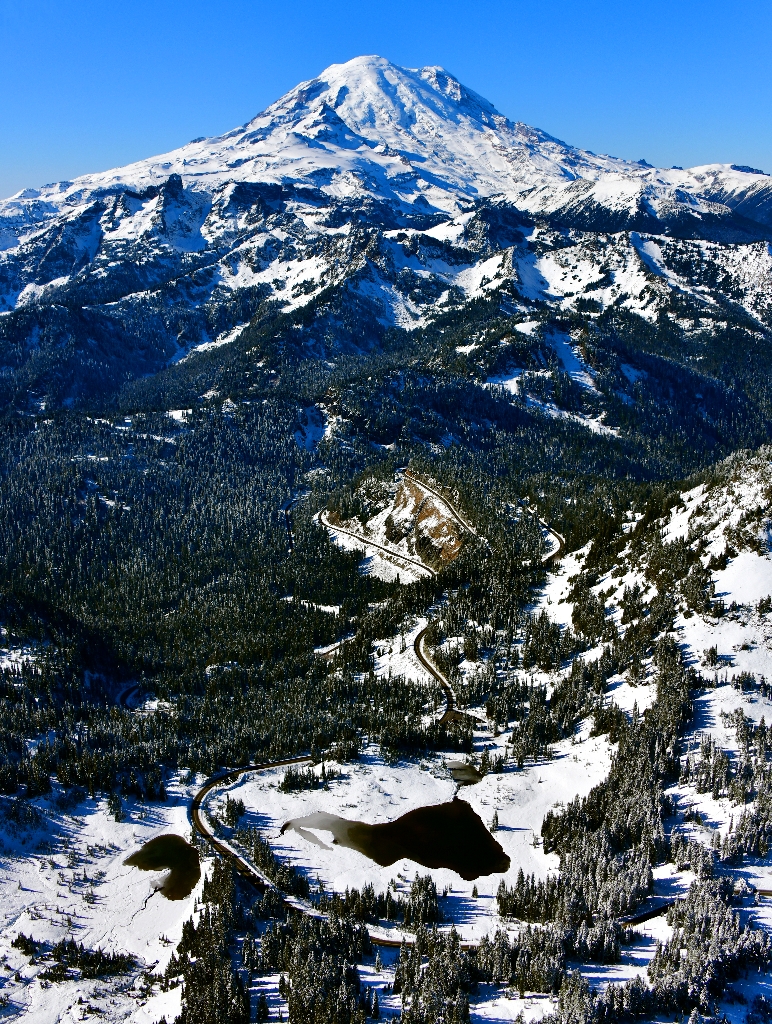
1,56 -> 772,1024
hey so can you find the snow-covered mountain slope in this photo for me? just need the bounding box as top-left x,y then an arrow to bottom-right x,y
3,57 -> 770,245
0,55 -> 771,409
536,446 -> 772,720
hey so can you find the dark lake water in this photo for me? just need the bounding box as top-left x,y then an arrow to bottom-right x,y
282,797 -> 509,881
124,833 -> 200,900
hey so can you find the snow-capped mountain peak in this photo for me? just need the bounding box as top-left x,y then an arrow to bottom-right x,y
1,55 -> 771,407
251,55 -> 505,140
3,55 -> 771,234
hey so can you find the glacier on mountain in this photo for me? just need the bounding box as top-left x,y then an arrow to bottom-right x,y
3,55 -> 771,243
1,55 -> 771,405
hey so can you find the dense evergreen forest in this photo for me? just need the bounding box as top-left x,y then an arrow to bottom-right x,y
5,51 -> 772,1024
2,279 -> 772,1024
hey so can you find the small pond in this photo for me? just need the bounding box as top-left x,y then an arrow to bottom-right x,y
282,797 -> 509,881
124,833 -> 200,900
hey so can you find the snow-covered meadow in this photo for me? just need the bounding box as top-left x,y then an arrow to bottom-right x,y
0,776 -> 208,1023
210,730 -> 613,946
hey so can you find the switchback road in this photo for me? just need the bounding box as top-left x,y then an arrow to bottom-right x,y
319,509 -> 436,578
185,497 -> 572,947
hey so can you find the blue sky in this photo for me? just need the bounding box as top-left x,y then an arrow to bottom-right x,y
1,0 -> 770,199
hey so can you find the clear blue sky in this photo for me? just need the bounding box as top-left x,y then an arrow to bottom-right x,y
2,0 -> 771,199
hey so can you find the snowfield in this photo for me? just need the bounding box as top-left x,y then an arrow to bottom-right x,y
0,775 -> 209,1022
210,732 -> 613,946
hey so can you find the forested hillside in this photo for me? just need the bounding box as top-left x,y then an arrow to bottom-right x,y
1,54 -> 772,1024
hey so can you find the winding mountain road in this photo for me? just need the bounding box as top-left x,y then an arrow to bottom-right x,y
187,619 -> 464,937
184,490 -> 570,945
534,509 -> 565,565
319,509 -> 436,578
413,624 -> 460,724
402,470 -> 478,536
189,754 -> 425,947
319,470 -> 487,581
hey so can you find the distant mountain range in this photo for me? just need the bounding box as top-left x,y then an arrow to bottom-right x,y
1,54 -> 771,409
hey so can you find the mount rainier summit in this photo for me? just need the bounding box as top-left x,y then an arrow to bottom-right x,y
1,54 -> 771,407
